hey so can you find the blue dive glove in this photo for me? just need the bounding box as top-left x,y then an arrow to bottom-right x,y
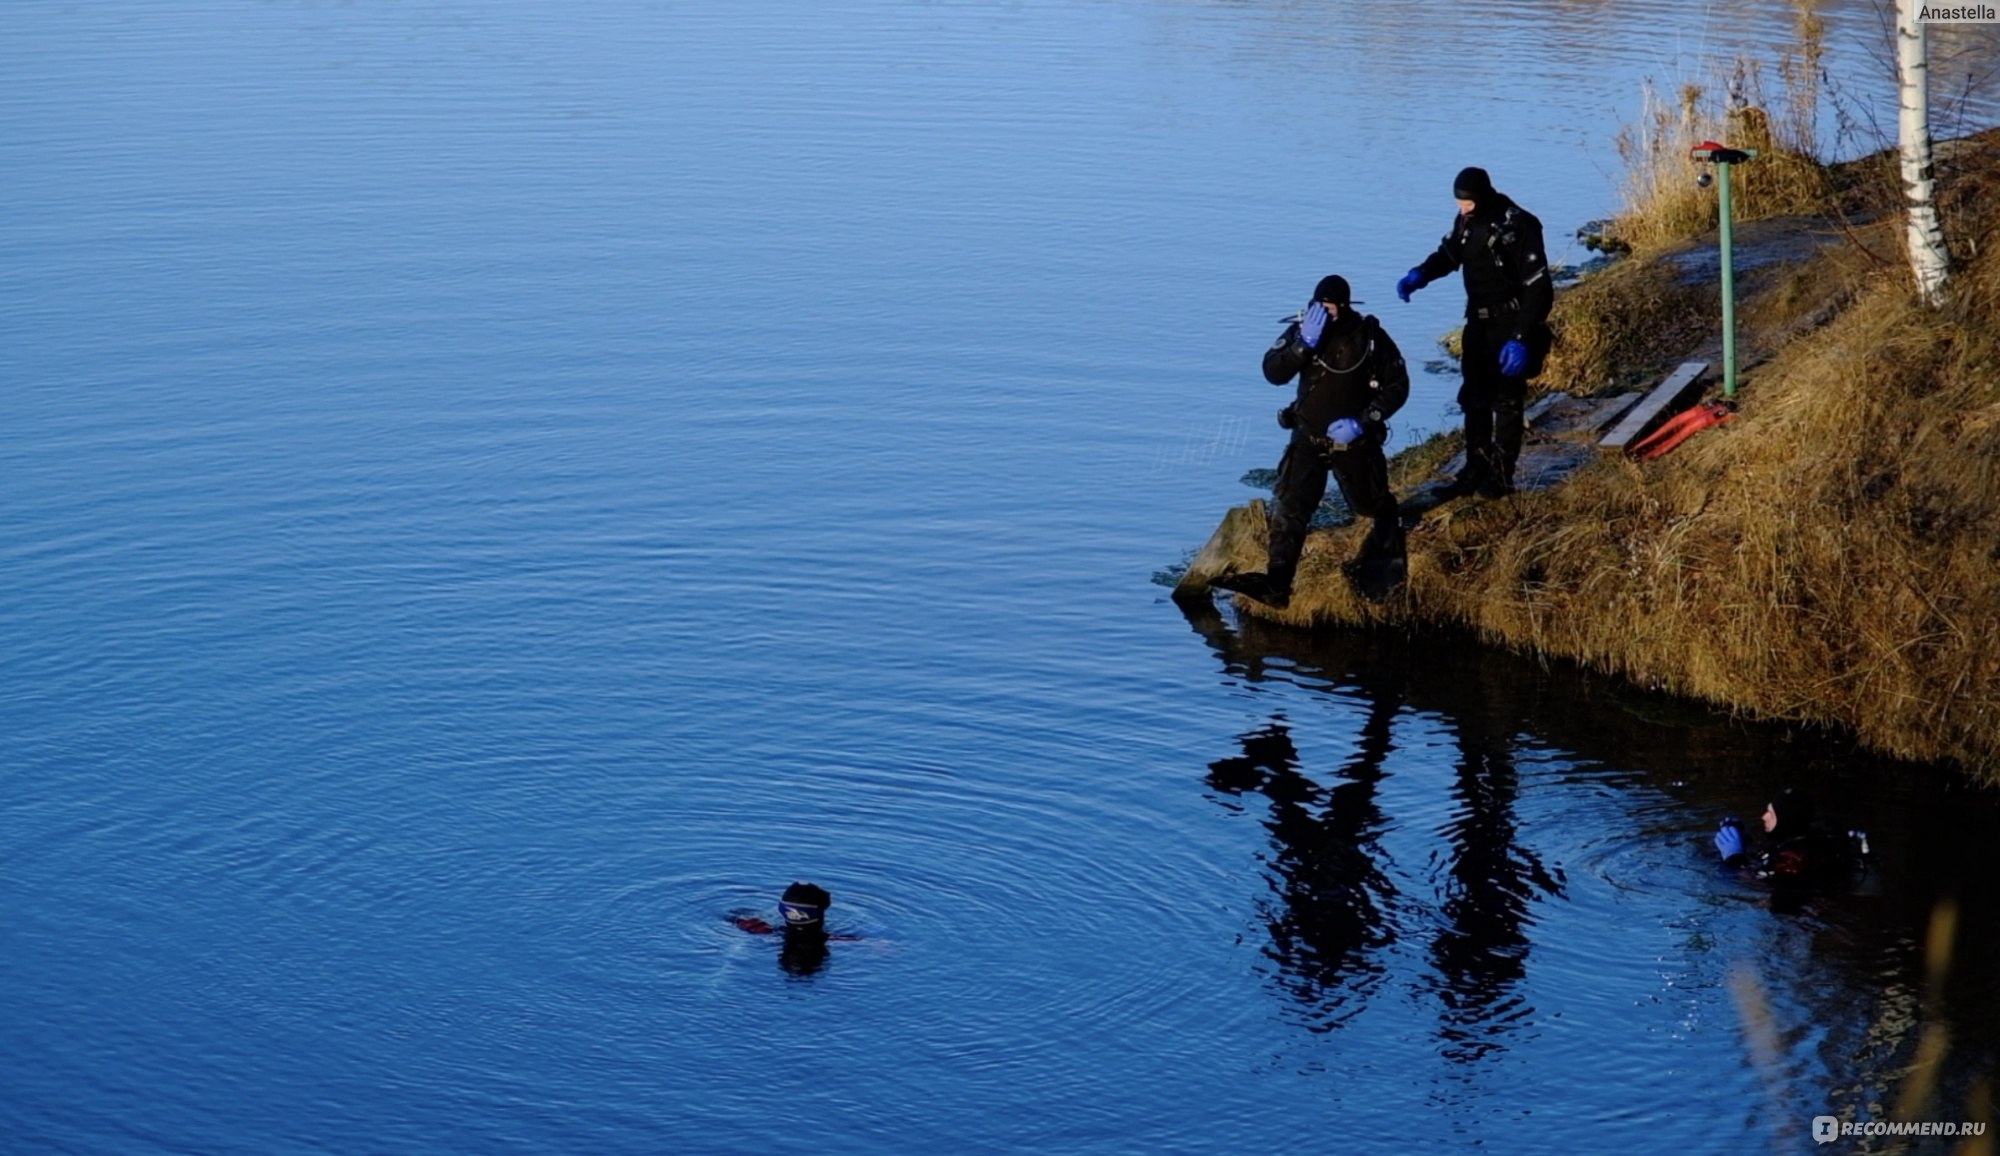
1396,268 -> 1426,303
1329,417 -> 1365,446
1714,818 -> 1744,862
1499,339 -> 1530,377
1299,302 -> 1328,349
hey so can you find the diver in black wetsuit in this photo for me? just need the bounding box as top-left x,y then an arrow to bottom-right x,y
1715,788 -> 1869,890
777,881 -> 832,975
1211,274 -> 1410,608
1395,166 -> 1553,499
729,881 -> 843,975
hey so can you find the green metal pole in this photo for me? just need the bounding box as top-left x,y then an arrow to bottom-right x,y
1718,159 -> 1737,399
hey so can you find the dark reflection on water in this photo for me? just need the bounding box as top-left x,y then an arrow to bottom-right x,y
1192,601 -> 1566,1061
1207,714 -> 1399,1030
1426,685 -> 1567,1064
9,0 -> 2000,1148
1180,596 -> 2000,1136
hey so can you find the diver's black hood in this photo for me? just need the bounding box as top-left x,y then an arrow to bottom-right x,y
1453,165 -> 1496,206
1769,788 -> 1816,837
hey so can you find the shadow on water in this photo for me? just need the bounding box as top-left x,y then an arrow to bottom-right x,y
1193,600 -> 1563,1061
1178,596 -> 2000,1130
1424,681 -> 1567,1065
1206,714 -> 1398,1032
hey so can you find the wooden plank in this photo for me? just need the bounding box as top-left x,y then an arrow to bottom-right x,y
1579,391 -> 1642,434
1524,391 -> 1571,424
1599,362 -> 1709,449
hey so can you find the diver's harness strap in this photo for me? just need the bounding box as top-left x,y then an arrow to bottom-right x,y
1278,315 -> 1399,459
1308,338 -> 1371,377
1305,320 -> 1394,425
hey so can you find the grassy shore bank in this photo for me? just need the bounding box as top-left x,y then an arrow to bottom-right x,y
1213,125 -> 2000,781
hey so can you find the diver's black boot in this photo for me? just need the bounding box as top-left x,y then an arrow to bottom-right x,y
1493,397 -> 1526,495
1359,515 -> 1405,561
1210,571 -> 1291,609
1436,451 -> 1492,499
1434,474 -> 1478,499
1344,517 -> 1407,602
1476,441 -> 1519,498
1442,446 -> 1510,499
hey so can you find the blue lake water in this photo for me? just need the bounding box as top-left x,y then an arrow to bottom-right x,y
5,2 -> 1999,1152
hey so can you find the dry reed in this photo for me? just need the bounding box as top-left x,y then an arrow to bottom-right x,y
1607,3 -> 1831,255
1263,127 -> 2000,779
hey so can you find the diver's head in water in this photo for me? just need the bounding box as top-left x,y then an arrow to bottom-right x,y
1763,788 -> 1815,837
777,881 -> 833,976
778,881 -> 831,930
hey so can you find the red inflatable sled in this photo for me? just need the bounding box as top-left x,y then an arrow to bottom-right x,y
1626,400 -> 1736,461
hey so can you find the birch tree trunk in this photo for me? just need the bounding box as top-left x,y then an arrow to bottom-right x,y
1898,0 -> 1951,307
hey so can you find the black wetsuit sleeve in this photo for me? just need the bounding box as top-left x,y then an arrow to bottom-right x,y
1415,217 -> 1465,283
1505,212 -> 1554,337
1263,323 -> 1306,385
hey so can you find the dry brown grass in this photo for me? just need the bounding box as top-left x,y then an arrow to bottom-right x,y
1256,137 -> 2000,779
1537,9 -> 1851,397
1537,256 -> 1717,394
1608,3 -> 1832,254
1385,429 -> 1462,490
1611,91 -> 1831,255
1223,0 -> 2000,773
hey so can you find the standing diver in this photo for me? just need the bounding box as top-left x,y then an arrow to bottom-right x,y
1395,166 -> 1553,499
1212,274 -> 1410,608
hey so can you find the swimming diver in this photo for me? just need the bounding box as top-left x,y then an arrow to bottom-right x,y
728,881 -> 851,976
1714,787 -> 1869,890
